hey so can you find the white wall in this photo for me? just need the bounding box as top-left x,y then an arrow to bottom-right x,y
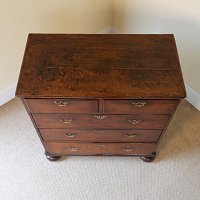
113,0 -> 200,94
0,0 -> 112,92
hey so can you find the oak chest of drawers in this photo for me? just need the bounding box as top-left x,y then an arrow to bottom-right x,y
16,34 -> 186,162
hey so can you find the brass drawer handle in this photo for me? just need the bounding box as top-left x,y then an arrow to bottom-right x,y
94,115 -> 107,120
60,118 -> 72,124
131,101 -> 147,107
64,133 -> 76,137
128,119 -> 141,125
95,143 -> 104,147
54,100 -> 70,107
126,134 -> 137,138
123,147 -> 134,152
95,129 -> 104,133
65,147 -> 79,151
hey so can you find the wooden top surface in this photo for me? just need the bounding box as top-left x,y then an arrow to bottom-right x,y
16,34 -> 186,99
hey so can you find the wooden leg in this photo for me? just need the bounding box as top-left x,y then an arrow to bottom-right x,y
140,152 -> 156,163
45,152 -> 62,161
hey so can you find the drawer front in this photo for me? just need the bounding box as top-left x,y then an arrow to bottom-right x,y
104,100 -> 178,114
24,98 -> 98,113
40,129 -> 162,142
44,142 -> 156,155
33,114 -> 169,129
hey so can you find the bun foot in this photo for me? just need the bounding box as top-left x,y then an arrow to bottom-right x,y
140,152 -> 156,163
45,152 -> 62,161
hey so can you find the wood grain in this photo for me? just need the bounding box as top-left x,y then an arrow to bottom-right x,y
16,34 -> 186,161
40,129 -> 162,142
44,141 -> 157,155
16,34 -> 186,99
25,98 -> 98,113
33,114 -> 169,129
104,99 -> 178,114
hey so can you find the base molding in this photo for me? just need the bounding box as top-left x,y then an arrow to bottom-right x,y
98,26 -> 121,34
185,84 -> 200,111
0,83 -> 17,106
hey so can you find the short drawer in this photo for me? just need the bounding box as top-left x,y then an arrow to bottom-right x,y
44,142 -> 156,155
33,114 -> 169,129
40,129 -> 162,142
24,98 -> 98,113
104,100 -> 178,114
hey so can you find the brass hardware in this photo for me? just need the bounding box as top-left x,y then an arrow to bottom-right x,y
123,147 -> 134,152
64,133 -> 76,137
131,101 -> 147,107
65,147 -> 79,151
95,129 -> 104,133
128,119 -> 141,125
95,143 -> 104,147
54,100 -> 69,106
94,115 -> 107,120
126,134 -> 137,138
60,118 -> 72,124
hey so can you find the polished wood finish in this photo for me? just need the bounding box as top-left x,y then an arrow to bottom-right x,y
140,152 -> 156,162
40,129 -> 162,142
45,151 -> 62,161
16,34 -> 186,162
33,114 -> 169,129
16,34 -> 186,99
104,100 -> 178,114
44,142 -> 156,155
25,98 -> 98,113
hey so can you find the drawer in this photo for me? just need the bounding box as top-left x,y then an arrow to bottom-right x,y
40,129 -> 162,142
104,100 -> 178,114
33,114 -> 169,129
24,98 -> 98,113
44,142 -> 156,155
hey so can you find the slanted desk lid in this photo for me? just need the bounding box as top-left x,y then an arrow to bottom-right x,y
16,34 -> 186,99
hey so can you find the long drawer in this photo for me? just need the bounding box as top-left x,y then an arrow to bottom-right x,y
24,98 -> 99,113
44,142 -> 157,155
40,129 -> 162,142
104,100 -> 178,114
33,114 -> 169,129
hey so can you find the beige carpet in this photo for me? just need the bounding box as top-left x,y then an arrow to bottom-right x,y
0,98 -> 200,200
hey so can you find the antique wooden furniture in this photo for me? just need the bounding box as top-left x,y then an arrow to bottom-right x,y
16,34 -> 186,162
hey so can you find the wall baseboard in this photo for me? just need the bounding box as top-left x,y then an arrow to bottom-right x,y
98,26 -> 121,34
185,84 -> 200,111
0,83 -> 17,106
